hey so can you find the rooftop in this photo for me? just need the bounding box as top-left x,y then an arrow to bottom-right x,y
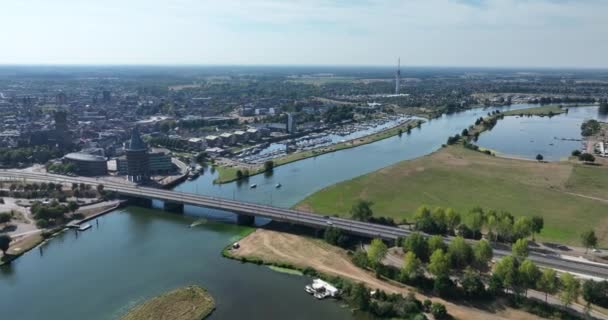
64,152 -> 106,162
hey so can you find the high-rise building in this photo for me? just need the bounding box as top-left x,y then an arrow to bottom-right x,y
395,57 -> 401,95
54,110 -> 71,149
125,127 -> 149,182
102,90 -> 111,103
286,113 -> 297,134
56,92 -> 67,105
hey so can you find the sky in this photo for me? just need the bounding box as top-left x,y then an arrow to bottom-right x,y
1,0 -> 607,68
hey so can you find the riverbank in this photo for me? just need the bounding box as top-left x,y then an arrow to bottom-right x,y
0,200 -> 122,266
226,228 -> 543,320
213,119 -> 424,184
121,285 -> 215,320
296,145 -> 608,246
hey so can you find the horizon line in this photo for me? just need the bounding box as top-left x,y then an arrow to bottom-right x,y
0,63 -> 607,71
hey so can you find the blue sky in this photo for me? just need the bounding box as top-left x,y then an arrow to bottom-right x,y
1,0 -> 607,67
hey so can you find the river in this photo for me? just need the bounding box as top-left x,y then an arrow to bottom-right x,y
1,103 -> 604,320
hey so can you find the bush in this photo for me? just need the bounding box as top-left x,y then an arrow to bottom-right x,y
430,302 -> 448,319
423,299 -> 432,311
352,249 -> 369,269
578,153 -> 595,162
36,219 -> 50,228
0,212 -> 12,224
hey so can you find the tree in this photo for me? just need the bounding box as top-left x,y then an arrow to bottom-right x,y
493,256 -> 519,294
447,236 -> 473,269
413,205 -> 436,233
461,128 -> 469,137
463,209 -> 484,239
537,268 -> 559,303
367,238 -> 388,269
431,207 -> 448,234
461,267 -> 485,297
579,153 -> 595,162
518,259 -> 540,297
530,216 -> 544,241
580,230 -> 598,253
403,232 -> 429,262
513,217 -> 533,240
571,150 -> 582,157
96,184 -> 105,195
512,238 -> 529,259
536,154 -> 543,162
582,279 -> 608,308
0,212 -> 11,224
401,251 -> 423,282
473,239 -> 493,270
0,234 -> 10,255
430,302 -> 448,320
427,235 -> 447,257
351,283 -> 371,311
351,200 -> 374,221
236,170 -> 243,180
559,273 -> 580,307
428,249 -> 450,278
264,160 -> 274,172
445,208 -> 460,234
67,201 -> 79,214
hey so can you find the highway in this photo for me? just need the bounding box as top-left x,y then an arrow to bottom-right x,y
1,170 -> 607,280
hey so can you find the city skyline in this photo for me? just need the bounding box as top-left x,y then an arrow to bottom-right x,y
2,0 -> 608,68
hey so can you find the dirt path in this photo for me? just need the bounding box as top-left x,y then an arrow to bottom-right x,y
231,229 -> 542,320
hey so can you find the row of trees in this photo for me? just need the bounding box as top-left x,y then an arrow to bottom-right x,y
412,206 -> 544,244
0,145 -> 63,167
0,182 -> 100,200
360,233 -> 605,317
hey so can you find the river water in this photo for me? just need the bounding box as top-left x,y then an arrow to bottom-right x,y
1,104 -> 604,320
477,106 -> 608,161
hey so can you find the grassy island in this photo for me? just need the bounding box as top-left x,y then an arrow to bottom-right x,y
503,105 -> 567,116
121,286 -> 215,320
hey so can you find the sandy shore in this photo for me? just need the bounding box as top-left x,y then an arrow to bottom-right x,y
230,229 -> 543,320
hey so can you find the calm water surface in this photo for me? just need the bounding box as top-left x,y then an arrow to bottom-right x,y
477,106 -> 608,161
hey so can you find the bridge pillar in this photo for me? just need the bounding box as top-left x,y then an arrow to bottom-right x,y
164,201 -> 184,214
236,214 -> 255,226
125,196 -> 152,208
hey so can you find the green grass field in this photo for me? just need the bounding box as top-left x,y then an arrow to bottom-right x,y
296,146 -> 608,246
503,105 -> 566,116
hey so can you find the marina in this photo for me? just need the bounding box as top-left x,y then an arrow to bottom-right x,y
233,115 -> 415,165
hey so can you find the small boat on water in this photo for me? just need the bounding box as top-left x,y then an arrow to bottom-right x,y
78,224 -> 92,232
305,285 -> 315,294
250,184 -> 257,189
275,183 -> 282,188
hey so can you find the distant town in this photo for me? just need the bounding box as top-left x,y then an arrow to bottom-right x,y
1,66 -> 607,185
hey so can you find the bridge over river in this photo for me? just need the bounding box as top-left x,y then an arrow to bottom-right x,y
2,170 -> 608,280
